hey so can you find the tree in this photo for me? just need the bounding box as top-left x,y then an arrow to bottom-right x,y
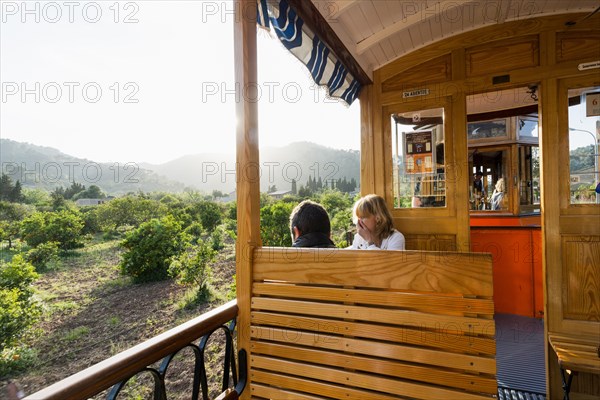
10,181 -> 23,203
298,185 -> 312,197
63,181 -> 85,199
260,201 -> 295,247
291,179 -> 297,195
95,196 -> 167,231
21,210 -> 85,250
73,184 -> 105,200
0,174 -> 14,202
25,241 -> 59,271
0,255 -> 41,352
169,241 -> 216,300
50,189 -> 67,210
120,215 -> 189,282
0,202 -> 30,248
319,190 -> 352,216
187,201 -> 222,232
21,188 -> 51,207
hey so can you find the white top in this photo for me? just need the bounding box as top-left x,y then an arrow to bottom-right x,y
350,229 -> 405,250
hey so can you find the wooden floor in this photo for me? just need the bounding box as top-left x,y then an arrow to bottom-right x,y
495,313 -> 547,397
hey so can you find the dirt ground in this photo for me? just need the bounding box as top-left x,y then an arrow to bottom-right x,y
0,238 -> 236,399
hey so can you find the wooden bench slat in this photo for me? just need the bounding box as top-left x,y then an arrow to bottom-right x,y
252,369 -> 406,400
549,333 -> 600,346
553,355 -> 600,375
249,248 -> 497,397
250,326 -> 496,374
253,282 -> 495,315
250,341 -> 498,393
251,311 -> 496,355
251,355 -> 495,400
254,248 -> 494,296
251,383 -> 328,399
549,332 -> 600,375
251,297 -> 496,336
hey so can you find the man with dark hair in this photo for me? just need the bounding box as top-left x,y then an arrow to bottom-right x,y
289,200 -> 336,248
473,171 -> 485,195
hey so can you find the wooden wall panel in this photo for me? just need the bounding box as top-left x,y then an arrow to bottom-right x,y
561,236 -> 600,322
382,54 -> 452,92
466,36 -> 539,77
556,31 -> 600,63
404,234 -> 456,251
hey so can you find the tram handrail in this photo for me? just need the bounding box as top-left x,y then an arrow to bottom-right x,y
24,300 -> 239,400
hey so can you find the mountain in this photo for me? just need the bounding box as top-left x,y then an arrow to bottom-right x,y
0,139 -> 186,195
1,139 -> 360,195
143,142 -> 360,193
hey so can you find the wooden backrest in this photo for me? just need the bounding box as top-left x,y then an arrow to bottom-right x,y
247,247 -> 496,400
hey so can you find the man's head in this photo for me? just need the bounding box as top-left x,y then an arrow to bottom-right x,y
475,171 -> 483,180
289,200 -> 331,241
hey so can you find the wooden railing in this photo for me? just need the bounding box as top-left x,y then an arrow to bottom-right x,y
25,300 -> 242,400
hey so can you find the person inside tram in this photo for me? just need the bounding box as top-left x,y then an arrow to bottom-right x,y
491,178 -> 506,210
289,200 -> 336,248
348,194 -> 406,250
411,180 -> 422,207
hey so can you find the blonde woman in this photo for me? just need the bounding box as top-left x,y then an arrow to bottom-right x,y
491,178 -> 506,210
349,194 -> 405,250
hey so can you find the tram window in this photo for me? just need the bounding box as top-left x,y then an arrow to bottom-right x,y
467,119 -> 508,141
469,148 -> 509,211
392,108 -> 446,209
517,117 -> 539,141
519,145 -> 540,213
567,86 -> 599,205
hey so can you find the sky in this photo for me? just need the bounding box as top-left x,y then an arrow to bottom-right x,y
0,0 -> 361,164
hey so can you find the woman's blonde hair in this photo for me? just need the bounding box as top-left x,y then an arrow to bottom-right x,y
495,178 -> 505,192
352,194 -> 395,242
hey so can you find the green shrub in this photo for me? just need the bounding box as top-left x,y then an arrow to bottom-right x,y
260,201 -> 296,247
184,221 -> 203,243
210,227 -> 224,251
120,216 -> 189,282
0,255 -> 41,352
25,241 -> 59,271
21,209 -> 85,250
169,241 -> 216,301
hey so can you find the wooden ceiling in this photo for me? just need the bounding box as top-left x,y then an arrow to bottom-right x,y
311,0 -> 600,77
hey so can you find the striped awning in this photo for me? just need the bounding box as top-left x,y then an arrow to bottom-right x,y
257,0 -> 362,105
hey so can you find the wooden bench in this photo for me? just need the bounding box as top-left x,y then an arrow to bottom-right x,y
245,247 -> 497,399
548,332 -> 600,400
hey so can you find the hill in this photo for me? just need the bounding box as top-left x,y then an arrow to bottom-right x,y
1,139 -> 360,195
0,139 -> 186,195
142,142 -> 360,192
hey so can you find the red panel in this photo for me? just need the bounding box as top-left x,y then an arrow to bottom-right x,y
471,228 -> 538,317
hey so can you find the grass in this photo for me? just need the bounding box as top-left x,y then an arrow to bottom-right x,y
107,316 -> 121,327
63,326 -> 90,342
1,233 -> 236,396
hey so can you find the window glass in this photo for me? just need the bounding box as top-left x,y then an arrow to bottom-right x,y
518,117 -> 539,140
568,86 -> 599,205
469,148 -> 509,211
519,145 -> 540,212
467,119 -> 508,141
392,108 -> 445,208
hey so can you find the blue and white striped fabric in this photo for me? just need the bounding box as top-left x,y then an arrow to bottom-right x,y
257,0 -> 361,105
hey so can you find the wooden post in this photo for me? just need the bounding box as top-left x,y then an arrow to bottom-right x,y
234,1 -> 261,398
359,84 -> 375,195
